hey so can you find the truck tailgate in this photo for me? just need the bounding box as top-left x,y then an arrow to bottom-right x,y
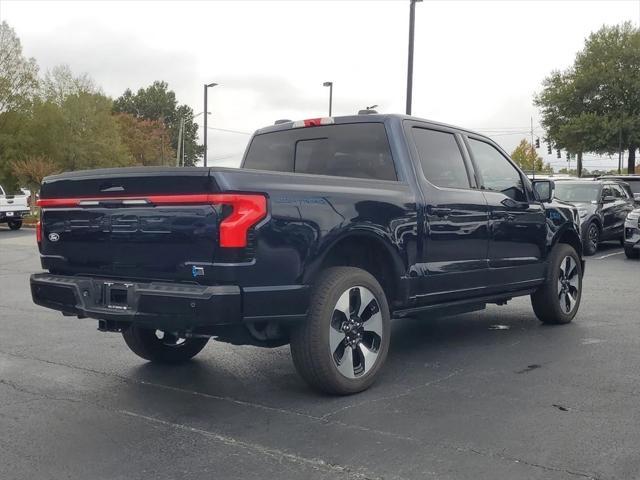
37,167 -> 265,282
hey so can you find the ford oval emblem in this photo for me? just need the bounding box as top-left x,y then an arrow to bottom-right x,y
48,233 -> 60,242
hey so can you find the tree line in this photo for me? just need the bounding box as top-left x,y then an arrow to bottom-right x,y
0,21 -> 203,193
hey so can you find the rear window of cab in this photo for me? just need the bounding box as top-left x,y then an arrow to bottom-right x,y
243,123 -> 397,181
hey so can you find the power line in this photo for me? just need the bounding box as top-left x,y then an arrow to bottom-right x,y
206,126 -> 252,135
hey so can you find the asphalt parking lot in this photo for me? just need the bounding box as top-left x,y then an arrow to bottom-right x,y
1,226 -> 638,480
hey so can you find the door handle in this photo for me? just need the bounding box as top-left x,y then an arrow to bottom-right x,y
428,207 -> 453,218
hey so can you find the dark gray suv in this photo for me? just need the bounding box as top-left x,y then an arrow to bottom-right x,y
554,180 -> 635,255
598,175 -> 640,205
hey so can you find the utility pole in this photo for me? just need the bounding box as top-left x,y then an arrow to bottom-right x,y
182,124 -> 186,167
161,133 -> 165,166
406,0 -> 422,115
176,118 -> 184,167
530,116 -> 535,179
203,82 -> 218,167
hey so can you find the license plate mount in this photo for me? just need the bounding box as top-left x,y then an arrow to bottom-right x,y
104,282 -> 133,310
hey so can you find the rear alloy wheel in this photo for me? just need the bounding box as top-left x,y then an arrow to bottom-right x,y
531,244 -> 582,324
583,222 -> 599,256
122,326 -> 209,363
7,220 -> 22,230
290,267 -> 390,395
329,286 -> 383,379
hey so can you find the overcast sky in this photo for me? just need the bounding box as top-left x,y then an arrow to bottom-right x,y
1,0 -> 639,170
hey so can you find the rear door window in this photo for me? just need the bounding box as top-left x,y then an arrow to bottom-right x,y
411,127 -> 471,189
612,184 -> 628,199
243,123 -> 397,181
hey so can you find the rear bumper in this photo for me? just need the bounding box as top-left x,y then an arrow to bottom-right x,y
0,209 -> 29,221
31,273 -> 309,331
31,274 -> 242,331
30,273 -> 310,332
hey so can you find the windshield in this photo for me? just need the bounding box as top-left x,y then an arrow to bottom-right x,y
554,183 -> 601,203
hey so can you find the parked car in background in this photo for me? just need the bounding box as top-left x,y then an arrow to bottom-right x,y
553,179 -> 635,255
527,174 -> 576,182
598,175 -> 640,205
31,114 -> 584,394
0,185 -> 30,230
624,209 -> 640,259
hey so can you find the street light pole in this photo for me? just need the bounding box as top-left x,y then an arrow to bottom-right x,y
176,117 -> 184,167
323,81 -> 333,116
203,82 -> 217,167
406,0 -> 422,115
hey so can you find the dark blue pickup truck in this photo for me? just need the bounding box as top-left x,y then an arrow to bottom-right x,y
31,114 -> 583,394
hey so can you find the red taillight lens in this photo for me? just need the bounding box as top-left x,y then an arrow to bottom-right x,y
36,220 -> 42,244
211,194 -> 267,248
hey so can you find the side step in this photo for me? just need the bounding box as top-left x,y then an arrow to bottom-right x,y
392,288 -> 536,319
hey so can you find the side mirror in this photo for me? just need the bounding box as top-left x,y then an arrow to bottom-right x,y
532,179 -> 554,203
603,195 -> 616,203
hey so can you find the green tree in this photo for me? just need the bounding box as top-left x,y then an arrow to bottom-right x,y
510,139 -> 552,173
113,81 -> 203,166
536,22 -> 640,174
58,93 -> 133,170
0,21 -> 39,189
0,21 -> 38,116
3,94 -> 133,176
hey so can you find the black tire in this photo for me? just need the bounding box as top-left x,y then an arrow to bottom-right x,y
531,244 -> 582,325
122,326 -> 209,363
583,222 -> 599,256
8,220 -> 22,230
625,245 -> 640,259
290,267 -> 391,395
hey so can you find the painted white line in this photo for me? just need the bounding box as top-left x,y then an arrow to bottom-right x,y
595,251 -> 624,260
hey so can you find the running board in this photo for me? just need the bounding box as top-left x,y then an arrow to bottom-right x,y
392,288 -> 537,319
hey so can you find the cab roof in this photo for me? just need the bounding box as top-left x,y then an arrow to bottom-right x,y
253,113 -> 494,142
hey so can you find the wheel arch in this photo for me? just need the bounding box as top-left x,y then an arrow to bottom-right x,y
303,229 -> 407,308
553,225 -> 583,259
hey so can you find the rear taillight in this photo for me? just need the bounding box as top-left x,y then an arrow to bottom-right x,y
210,194 -> 267,248
36,220 -> 42,244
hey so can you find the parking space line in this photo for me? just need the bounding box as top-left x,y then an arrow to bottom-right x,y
594,252 -> 624,260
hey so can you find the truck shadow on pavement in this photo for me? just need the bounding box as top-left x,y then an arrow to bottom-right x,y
122,303 -> 581,409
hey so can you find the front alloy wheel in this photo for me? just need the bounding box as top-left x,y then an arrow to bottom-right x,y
531,244 -> 582,324
557,255 -> 580,315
